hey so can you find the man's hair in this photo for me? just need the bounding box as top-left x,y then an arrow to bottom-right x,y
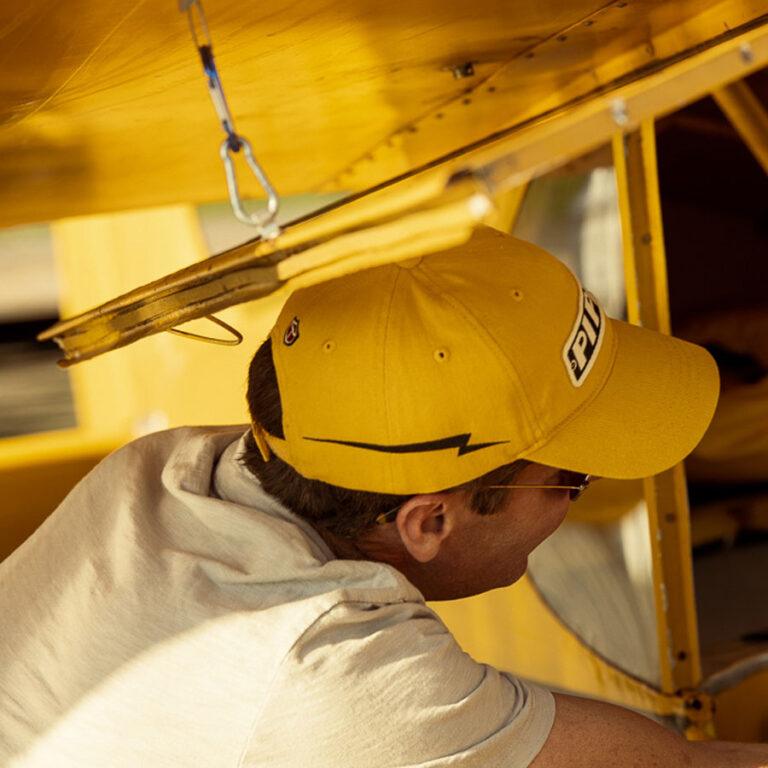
242,338 -> 528,539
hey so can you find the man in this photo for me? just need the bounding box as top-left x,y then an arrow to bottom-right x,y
0,227 -> 764,766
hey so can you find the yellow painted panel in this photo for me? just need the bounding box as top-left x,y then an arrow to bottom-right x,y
0,430 -> 117,561
712,667 -> 768,741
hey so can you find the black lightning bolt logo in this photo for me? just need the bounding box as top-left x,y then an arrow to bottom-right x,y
303,433 -> 508,456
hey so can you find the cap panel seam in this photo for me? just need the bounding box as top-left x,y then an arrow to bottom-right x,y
420,241 -> 600,447
503,239 -> 591,423
414,264 -> 544,443
271,285 -> 334,447
381,268 -> 404,490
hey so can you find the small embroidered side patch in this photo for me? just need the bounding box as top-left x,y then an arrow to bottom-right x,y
283,317 -> 300,346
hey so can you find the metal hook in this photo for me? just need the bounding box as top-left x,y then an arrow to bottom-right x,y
180,0 -> 281,238
220,137 -> 281,236
167,314 -> 243,346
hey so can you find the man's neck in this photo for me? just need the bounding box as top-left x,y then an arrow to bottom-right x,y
311,523 -> 370,561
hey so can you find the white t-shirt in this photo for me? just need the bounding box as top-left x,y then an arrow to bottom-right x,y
0,426 -> 554,767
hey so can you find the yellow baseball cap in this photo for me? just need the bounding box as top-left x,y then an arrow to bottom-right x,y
258,226 -> 719,494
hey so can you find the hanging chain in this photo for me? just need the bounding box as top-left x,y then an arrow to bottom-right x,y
180,0 -> 281,238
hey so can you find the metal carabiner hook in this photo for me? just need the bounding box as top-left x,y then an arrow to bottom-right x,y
220,137 -> 281,237
181,0 -> 281,239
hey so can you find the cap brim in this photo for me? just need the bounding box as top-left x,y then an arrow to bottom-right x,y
524,319 -> 720,479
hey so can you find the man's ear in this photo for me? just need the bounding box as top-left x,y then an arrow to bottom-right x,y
395,494 -> 456,563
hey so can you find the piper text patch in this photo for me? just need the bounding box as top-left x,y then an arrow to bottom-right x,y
562,289 -> 604,387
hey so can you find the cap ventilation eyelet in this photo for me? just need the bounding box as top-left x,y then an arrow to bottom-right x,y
434,348 -> 449,362
511,288 -> 524,302
322,340 -> 336,353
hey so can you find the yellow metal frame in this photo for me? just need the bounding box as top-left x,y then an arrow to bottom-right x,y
713,79 -> 768,174
613,120 -> 710,734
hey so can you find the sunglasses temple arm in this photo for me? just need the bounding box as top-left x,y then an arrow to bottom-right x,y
486,484 -> 583,491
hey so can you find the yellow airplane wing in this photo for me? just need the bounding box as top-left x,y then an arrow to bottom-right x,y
1,0 -> 765,227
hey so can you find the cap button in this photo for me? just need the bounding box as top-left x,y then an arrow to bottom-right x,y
397,257 -> 423,270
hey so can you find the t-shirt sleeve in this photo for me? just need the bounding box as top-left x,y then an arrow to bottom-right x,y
245,600 -> 555,767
